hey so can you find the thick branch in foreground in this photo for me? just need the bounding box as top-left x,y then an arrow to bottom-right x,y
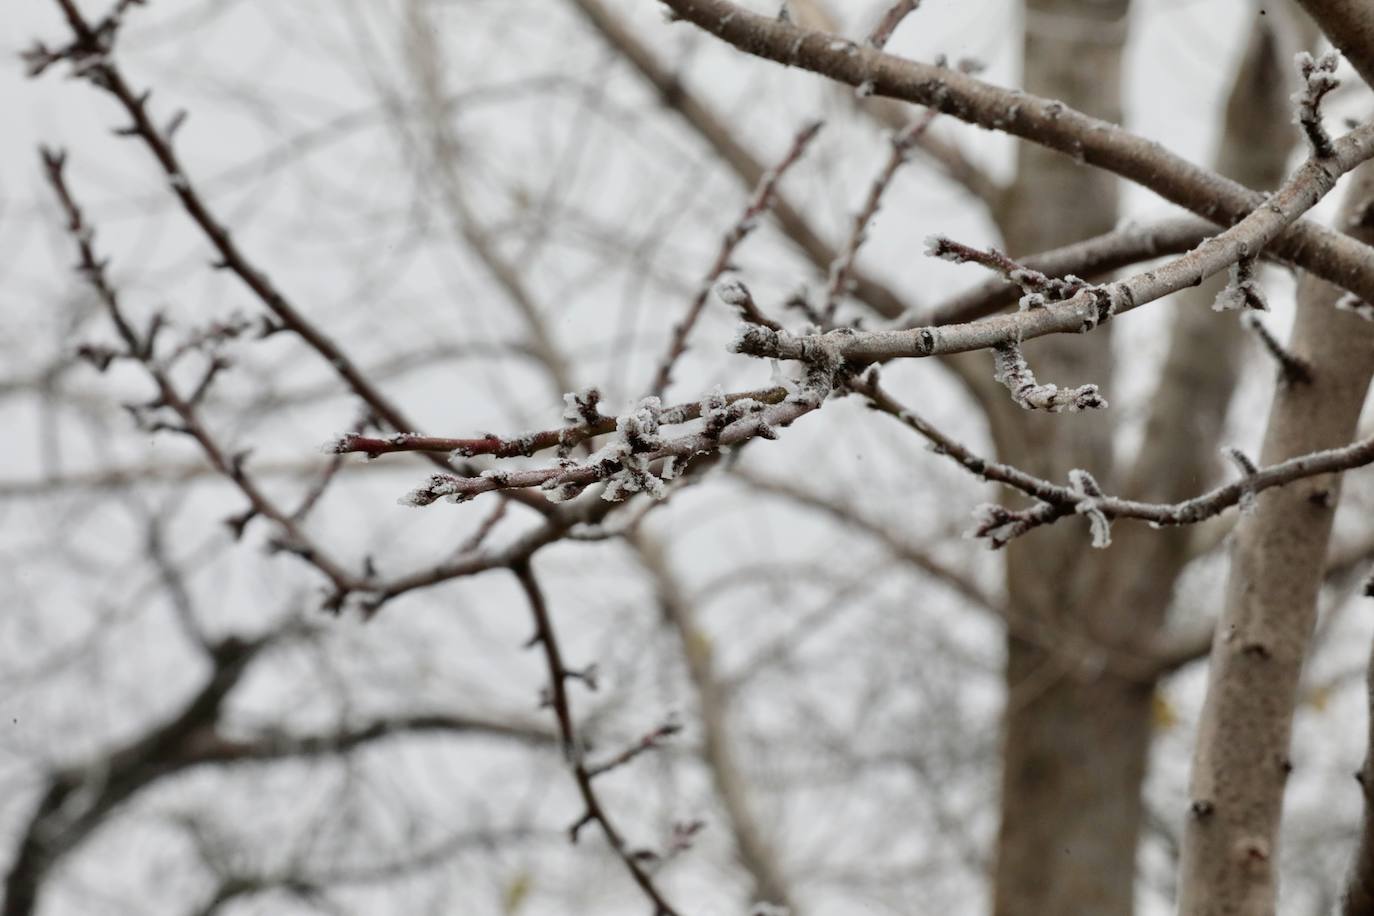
658,0 -> 1374,303
737,113 -> 1374,366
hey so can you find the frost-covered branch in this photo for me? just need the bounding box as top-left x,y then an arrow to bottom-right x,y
656,0 -> 1374,304
400,362 -> 836,506
737,112 -> 1374,366
327,386 -> 788,459
849,369 -> 1374,548
991,341 -> 1106,412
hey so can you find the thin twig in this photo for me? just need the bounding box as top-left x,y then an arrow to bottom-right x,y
648,119 -> 823,397
850,369 -> 1374,546
511,562 -> 682,916
866,0 -> 922,50
41,147 -> 364,609
823,110 -> 938,320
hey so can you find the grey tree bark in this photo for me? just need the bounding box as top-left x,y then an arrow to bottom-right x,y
1178,163 -> 1374,916
992,5 -> 1306,914
989,5 -> 1134,913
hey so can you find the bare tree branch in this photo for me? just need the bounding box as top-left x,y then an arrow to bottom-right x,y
511,560 -> 683,916
657,0 -> 1374,303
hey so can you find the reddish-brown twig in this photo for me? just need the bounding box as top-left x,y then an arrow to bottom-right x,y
512,562 -> 682,916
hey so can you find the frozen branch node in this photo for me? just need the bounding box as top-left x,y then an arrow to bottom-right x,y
1214,258 -> 1268,312
1069,469 -> 1112,548
562,387 -> 604,428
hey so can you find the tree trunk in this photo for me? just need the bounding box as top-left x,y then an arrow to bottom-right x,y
990,4 -> 1133,913
992,5 -> 1304,914
1178,161 -> 1374,916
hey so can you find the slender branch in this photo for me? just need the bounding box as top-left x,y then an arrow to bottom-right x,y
649,119 -> 824,397
866,0 -> 922,50
823,111 -> 937,320
850,369 -> 1374,546
40,148 -> 364,608
511,562 -> 682,916
34,0 -> 554,518
38,0 -> 412,439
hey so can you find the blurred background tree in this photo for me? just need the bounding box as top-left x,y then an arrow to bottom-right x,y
5,2 -> 1374,915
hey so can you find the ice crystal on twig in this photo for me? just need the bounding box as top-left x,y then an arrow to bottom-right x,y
589,397 -> 673,502
992,341 -> 1107,412
1214,258 -> 1268,312
1069,469 -> 1111,548
562,387 -> 603,428
1292,51 -> 1341,158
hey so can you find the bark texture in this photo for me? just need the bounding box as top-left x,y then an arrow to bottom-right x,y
991,4 -> 1134,914
1178,163 -> 1374,916
1345,634 -> 1374,916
